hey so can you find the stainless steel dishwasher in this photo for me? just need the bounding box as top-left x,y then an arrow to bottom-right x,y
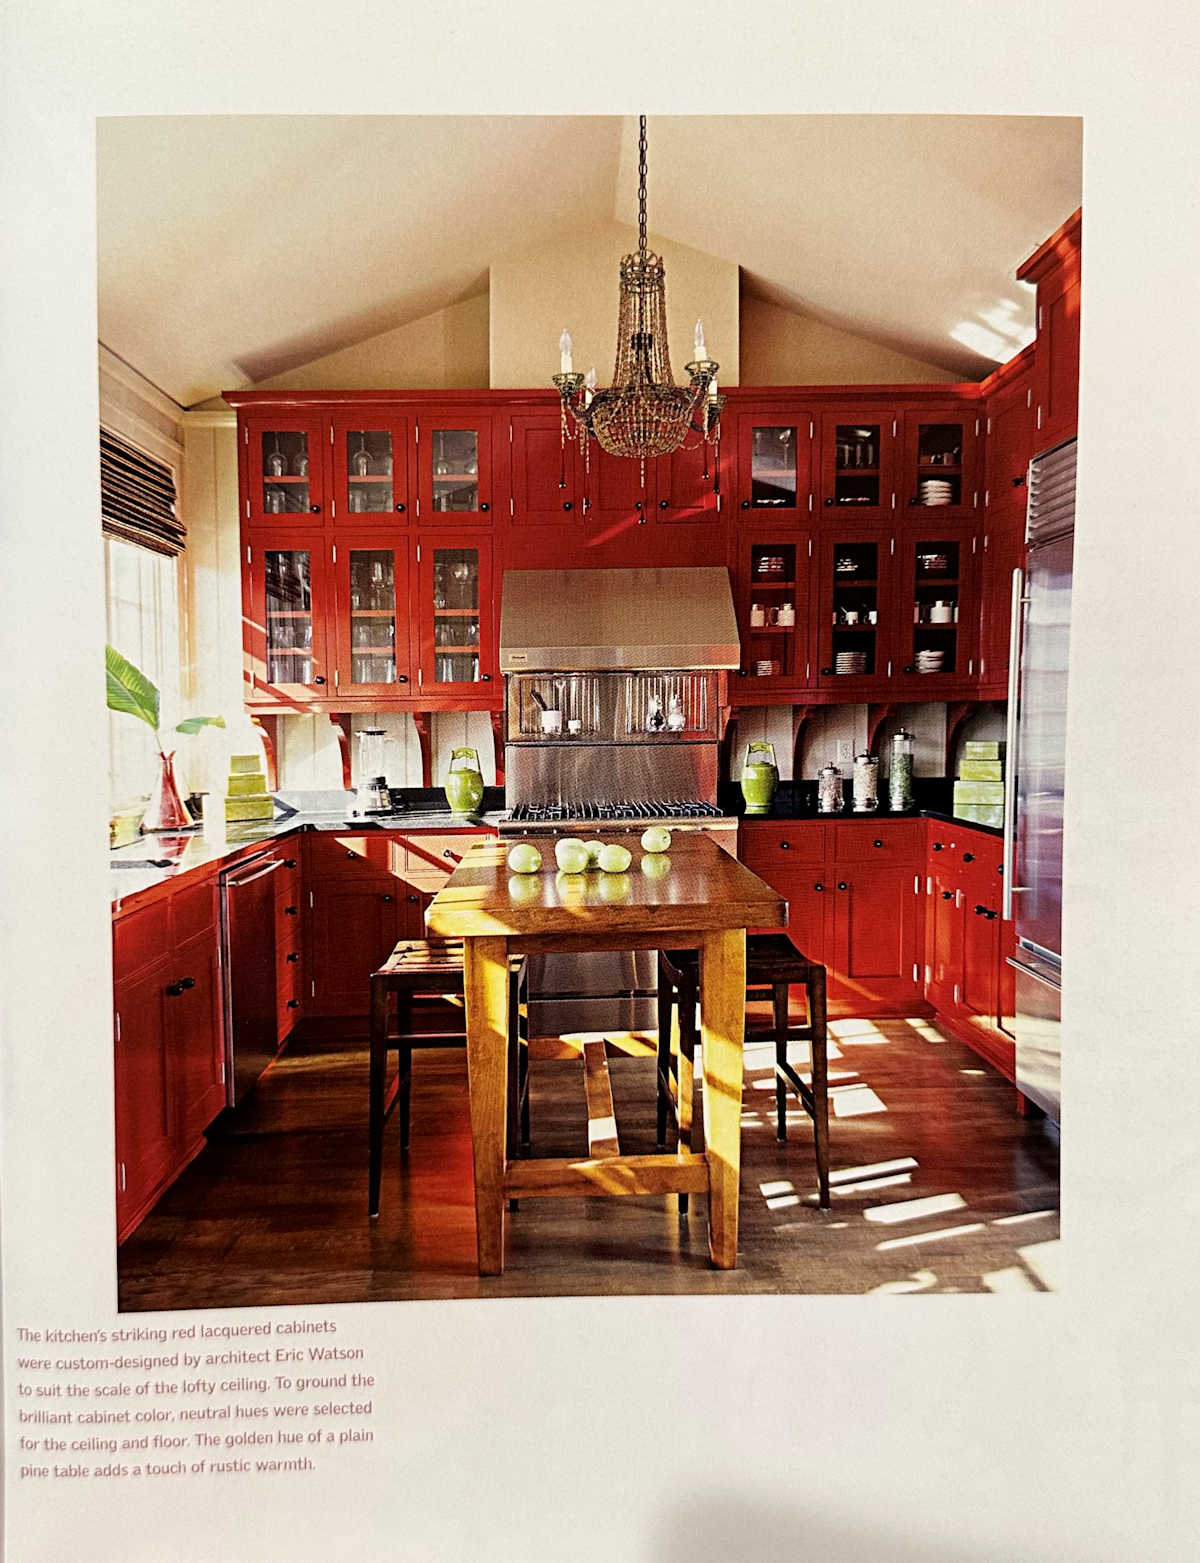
219,849 -> 287,1106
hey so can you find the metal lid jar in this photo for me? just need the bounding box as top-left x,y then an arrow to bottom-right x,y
852,752 -> 879,813
817,762 -> 845,814
888,729 -> 915,812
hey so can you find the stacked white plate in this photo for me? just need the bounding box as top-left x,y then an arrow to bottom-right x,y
918,479 -> 953,506
835,650 -> 869,674
915,649 -> 945,673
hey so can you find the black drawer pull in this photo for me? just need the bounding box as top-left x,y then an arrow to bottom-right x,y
820,666 -> 833,676
660,499 -> 669,509
932,842 -> 945,851
741,499 -> 750,510
779,841 -> 790,850
286,951 -> 299,963
941,890 -> 953,900
873,839 -> 883,848
480,502 -> 490,512
974,904 -> 987,915
309,504 -> 321,514
313,675 -> 326,685
813,882 -> 824,892
382,894 -> 393,903
442,849 -> 456,859
837,881 -> 848,891
287,998 -> 301,1009
963,852 -> 976,863
284,905 -> 298,915
395,502 -> 406,512
563,501 -> 573,511
284,858 -> 297,869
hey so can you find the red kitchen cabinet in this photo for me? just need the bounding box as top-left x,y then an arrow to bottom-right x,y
1017,210 -> 1081,453
984,358 -> 1035,520
329,410 -> 413,524
893,525 -> 980,690
244,531 -> 335,702
978,518 -> 1024,694
415,407 -> 497,524
510,407 -> 580,525
169,927 -> 226,1148
309,875 -> 403,1016
582,442 -> 654,542
654,433 -> 723,525
816,408 -> 900,524
735,536 -> 814,697
925,861 -> 963,1016
241,414 -> 330,528
814,533 -> 896,692
113,952 -> 175,1238
330,535 -> 414,699
733,404 -> 815,523
830,865 -> 924,1012
415,533 -> 496,699
898,406 -> 982,522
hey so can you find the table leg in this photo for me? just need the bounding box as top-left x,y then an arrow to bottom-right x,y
368,976 -> 388,1219
699,928 -> 746,1269
463,936 -> 511,1275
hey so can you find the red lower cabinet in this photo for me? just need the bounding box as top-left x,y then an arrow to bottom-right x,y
169,927 -> 226,1147
925,866 -> 964,1014
113,953 -> 175,1239
309,875 -> 403,1016
831,866 -> 924,1012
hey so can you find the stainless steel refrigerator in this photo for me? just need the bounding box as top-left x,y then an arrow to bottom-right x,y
1003,437 -> 1075,1122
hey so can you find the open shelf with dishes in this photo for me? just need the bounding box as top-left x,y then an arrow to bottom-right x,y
740,540 -> 809,686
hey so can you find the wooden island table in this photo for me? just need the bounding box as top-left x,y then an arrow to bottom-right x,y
425,834 -> 786,1275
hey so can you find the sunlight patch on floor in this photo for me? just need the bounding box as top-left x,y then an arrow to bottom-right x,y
993,1209 -> 1057,1227
832,1172 -> 913,1196
865,1191 -> 966,1225
829,1083 -> 887,1117
983,1266 -> 1039,1293
868,1269 -> 939,1294
1017,1239 -> 1063,1291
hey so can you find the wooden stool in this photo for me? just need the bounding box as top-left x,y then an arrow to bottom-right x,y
657,935 -> 829,1210
368,938 -> 528,1218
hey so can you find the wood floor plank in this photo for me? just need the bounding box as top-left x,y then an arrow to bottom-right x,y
582,1040 -> 620,1159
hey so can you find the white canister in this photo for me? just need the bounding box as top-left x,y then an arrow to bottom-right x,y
777,602 -> 795,626
749,603 -> 766,627
852,752 -> 879,812
930,600 -> 954,624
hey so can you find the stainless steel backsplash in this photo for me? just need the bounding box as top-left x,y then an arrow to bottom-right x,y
505,743 -> 719,805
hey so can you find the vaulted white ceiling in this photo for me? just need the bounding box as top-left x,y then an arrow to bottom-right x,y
97,115 -> 1081,409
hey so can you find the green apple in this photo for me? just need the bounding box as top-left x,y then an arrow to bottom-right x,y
583,839 -> 606,866
507,842 -> 542,874
641,852 -> 672,880
554,839 -> 590,874
640,826 -> 672,854
597,843 -> 633,873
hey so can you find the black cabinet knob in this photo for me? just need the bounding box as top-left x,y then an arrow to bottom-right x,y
963,852 -> 976,863
442,849 -> 456,860
974,904 -> 987,915
824,497 -> 834,506
837,881 -> 848,891
313,675 -> 326,685
1012,475 -> 1026,488
635,500 -> 644,510
903,665 -> 916,675
284,858 -> 297,869
814,882 -> 824,892
397,674 -> 408,683
563,501 -> 573,511
180,976 -> 195,990
346,850 -> 356,858
395,502 -> 406,512
873,839 -> 883,848
165,981 -> 183,997
481,673 -> 492,681
286,951 -> 299,962
382,894 -> 393,903
737,668 -> 747,677
741,500 -> 750,510
941,890 -> 953,900
780,841 -> 790,850
821,666 -> 833,676
310,504 -> 321,514
984,909 -> 998,920
932,842 -> 945,851
660,499 -> 669,510
284,904 -> 298,915
480,502 -> 490,512
407,894 -> 418,903
287,998 -> 301,1009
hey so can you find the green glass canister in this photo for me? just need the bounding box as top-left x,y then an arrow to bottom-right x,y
740,741 -> 779,817
444,746 -> 485,817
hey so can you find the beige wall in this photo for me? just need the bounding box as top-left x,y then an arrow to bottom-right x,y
740,293 -> 958,386
490,222 -> 739,389
252,293 -> 490,391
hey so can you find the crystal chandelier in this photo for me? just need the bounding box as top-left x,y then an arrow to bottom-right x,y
553,115 -> 723,466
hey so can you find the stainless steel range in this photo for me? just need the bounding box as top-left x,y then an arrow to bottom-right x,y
498,567 -> 741,1035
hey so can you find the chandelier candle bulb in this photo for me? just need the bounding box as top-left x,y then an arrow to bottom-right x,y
584,365 -> 596,405
559,330 -> 573,374
694,319 -> 707,359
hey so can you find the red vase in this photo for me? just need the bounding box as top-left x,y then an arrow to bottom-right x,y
140,750 -> 194,833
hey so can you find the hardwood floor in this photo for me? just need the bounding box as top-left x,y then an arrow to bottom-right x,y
117,1004 -> 1060,1308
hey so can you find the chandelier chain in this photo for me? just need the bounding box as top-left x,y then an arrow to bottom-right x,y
637,115 -> 647,256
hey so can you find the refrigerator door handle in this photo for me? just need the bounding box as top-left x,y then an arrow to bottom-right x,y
1007,954 -> 1063,991
1002,566 -> 1029,922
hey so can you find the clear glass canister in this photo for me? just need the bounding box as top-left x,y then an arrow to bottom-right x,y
888,729 -> 915,812
852,752 -> 879,812
817,763 -> 845,814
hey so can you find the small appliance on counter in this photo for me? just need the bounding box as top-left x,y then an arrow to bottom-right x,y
354,727 -> 392,815
740,742 -> 779,816
444,746 -> 485,817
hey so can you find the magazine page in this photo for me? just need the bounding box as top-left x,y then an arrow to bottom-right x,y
2,4 -> 1198,1559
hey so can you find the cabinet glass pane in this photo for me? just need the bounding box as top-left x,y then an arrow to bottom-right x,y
745,543 -> 799,679
265,550 -> 313,684
346,430 -> 395,514
833,424 -> 880,508
749,426 -> 797,507
432,429 -> 479,512
830,541 -> 879,676
430,547 -> 480,683
348,549 -> 398,685
914,422 -> 963,507
909,539 -> 960,674
261,431 -> 311,514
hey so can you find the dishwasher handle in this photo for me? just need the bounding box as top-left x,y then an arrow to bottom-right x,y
224,855 -> 286,887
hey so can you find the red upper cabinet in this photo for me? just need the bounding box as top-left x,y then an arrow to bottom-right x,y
893,526 -> 979,689
1017,209 -> 1081,453
415,408 -> 496,524
898,406 -> 982,521
242,415 -> 329,526
814,533 -> 895,692
583,442 -> 653,536
330,536 -> 414,699
816,409 -> 899,524
510,407 -> 579,525
736,536 -> 814,694
734,405 -> 815,523
244,532 -> 334,702
330,412 -> 412,524
654,434 -> 722,524
415,533 -> 496,700
984,358 -> 1035,517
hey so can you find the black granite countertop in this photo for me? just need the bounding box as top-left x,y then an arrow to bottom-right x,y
717,779 -> 1004,839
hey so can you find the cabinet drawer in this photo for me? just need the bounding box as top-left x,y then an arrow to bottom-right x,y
401,832 -> 488,889
307,831 -> 400,880
739,822 -> 826,873
113,900 -> 171,981
171,876 -> 219,946
833,821 -> 922,863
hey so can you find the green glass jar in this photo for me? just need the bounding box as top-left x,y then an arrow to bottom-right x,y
444,747 -> 484,817
740,741 -> 778,817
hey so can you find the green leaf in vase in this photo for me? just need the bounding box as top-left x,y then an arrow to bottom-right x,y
105,643 -> 159,730
174,715 -> 226,735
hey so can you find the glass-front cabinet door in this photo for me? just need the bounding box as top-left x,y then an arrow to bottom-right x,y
735,407 -> 814,521
331,414 -> 411,523
896,529 -> 978,688
738,538 -> 813,692
415,411 -> 494,523
900,409 -> 980,521
416,536 -> 495,695
817,411 -> 898,522
244,417 -> 327,526
246,534 -> 331,699
815,536 -> 893,692
331,538 -> 412,698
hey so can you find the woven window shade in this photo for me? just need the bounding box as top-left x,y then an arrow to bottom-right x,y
100,429 -> 183,556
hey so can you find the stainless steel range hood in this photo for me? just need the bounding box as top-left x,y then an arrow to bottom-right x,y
499,567 -> 739,672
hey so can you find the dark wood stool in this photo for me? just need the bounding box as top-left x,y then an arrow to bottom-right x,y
368,938 -> 528,1218
657,935 -> 829,1211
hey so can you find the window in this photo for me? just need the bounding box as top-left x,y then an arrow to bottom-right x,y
105,536 -> 182,809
